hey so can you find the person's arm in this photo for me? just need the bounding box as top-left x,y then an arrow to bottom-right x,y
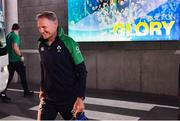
37,61 -> 45,121
75,62 -> 87,99
73,62 -> 87,117
63,37 -> 87,116
67,40 -> 87,98
12,43 -> 21,56
39,61 -> 45,101
12,43 -> 24,61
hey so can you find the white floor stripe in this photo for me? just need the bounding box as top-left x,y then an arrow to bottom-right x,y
8,88 -> 178,112
85,97 -> 179,111
86,97 -> 152,111
1,115 -> 34,120
8,88 -> 39,94
29,106 -> 139,120
85,110 -> 139,120
29,105 -> 38,111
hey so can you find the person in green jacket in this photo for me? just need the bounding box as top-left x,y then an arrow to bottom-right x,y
0,23 -> 34,102
36,11 -> 87,120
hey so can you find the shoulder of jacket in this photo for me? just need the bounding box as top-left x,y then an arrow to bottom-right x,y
61,34 -> 78,46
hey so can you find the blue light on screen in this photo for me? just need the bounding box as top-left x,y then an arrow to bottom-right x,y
68,0 -> 180,42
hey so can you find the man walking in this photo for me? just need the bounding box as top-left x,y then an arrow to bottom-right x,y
0,23 -> 34,102
36,11 -> 87,120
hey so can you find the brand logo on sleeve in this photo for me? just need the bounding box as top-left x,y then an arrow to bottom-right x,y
76,46 -> 81,53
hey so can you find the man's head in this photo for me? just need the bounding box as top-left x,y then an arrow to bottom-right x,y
36,11 -> 58,40
12,23 -> 20,31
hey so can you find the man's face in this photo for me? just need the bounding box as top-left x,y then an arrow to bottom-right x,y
37,17 -> 58,40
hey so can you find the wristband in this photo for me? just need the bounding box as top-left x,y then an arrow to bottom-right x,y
19,55 -> 22,57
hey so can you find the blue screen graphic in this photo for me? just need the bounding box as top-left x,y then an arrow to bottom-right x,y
68,0 -> 180,42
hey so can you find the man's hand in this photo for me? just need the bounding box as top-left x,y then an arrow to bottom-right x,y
38,90 -> 45,110
39,90 -> 45,102
73,97 -> 84,117
37,91 -> 45,121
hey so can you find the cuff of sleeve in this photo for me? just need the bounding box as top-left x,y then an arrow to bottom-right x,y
77,94 -> 85,100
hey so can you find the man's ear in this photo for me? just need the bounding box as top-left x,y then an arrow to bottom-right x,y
54,20 -> 58,26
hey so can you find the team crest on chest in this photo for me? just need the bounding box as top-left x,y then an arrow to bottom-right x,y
40,47 -> 44,51
57,45 -> 62,53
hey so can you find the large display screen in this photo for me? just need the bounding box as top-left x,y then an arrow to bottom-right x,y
68,0 -> 180,42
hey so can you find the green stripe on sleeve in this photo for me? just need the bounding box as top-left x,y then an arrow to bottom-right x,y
62,35 -> 84,65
